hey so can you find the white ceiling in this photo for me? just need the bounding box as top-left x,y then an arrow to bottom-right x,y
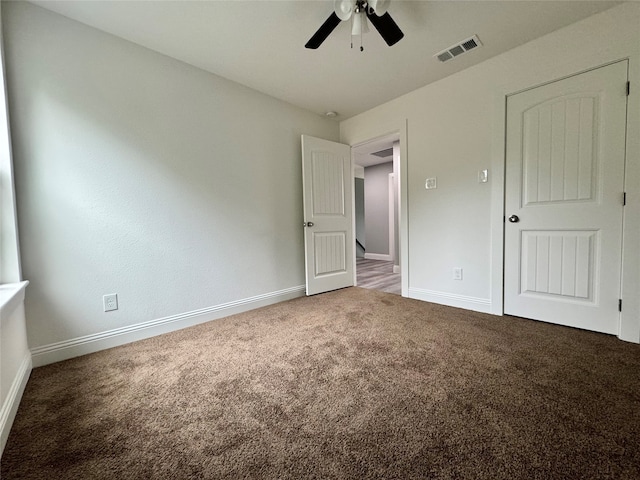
30,0 -> 620,120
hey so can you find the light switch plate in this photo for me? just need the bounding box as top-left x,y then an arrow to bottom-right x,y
425,178 -> 437,189
453,268 -> 463,280
478,169 -> 488,183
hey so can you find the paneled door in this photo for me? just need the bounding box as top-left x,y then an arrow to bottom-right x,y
301,135 -> 354,295
504,61 -> 628,334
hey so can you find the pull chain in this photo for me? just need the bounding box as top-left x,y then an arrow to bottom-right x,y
350,21 -> 353,49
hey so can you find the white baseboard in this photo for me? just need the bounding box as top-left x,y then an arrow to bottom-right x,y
0,353 -> 32,457
364,253 -> 393,261
409,287 -> 492,314
31,285 -> 306,368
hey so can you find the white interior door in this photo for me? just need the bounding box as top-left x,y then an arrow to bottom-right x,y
504,61 -> 628,334
301,135 -> 354,295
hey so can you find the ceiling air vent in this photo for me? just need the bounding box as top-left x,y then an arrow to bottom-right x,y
371,148 -> 394,158
434,35 -> 482,63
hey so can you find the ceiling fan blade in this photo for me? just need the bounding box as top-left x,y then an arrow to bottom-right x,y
366,11 -> 404,46
305,12 -> 342,49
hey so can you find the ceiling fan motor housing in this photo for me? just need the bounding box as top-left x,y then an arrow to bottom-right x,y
334,0 -> 390,20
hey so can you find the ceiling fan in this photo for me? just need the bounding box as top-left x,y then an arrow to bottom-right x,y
305,0 -> 404,50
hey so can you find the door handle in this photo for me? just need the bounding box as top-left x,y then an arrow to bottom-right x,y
508,215 -> 520,223
304,222 -> 314,227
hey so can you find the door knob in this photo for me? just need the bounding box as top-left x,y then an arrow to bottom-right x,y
305,222 -> 314,227
508,215 -> 520,223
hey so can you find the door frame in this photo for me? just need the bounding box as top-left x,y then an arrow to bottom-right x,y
491,59 -> 638,341
344,120 -> 408,297
388,172 -> 397,271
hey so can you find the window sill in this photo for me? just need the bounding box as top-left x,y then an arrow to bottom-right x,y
0,281 -> 29,320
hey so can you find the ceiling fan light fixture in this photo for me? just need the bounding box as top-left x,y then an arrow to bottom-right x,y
351,12 -> 369,35
369,0 -> 390,16
334,0 -> 355,21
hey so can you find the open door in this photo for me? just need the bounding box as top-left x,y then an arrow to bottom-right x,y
301,135 -> 354,295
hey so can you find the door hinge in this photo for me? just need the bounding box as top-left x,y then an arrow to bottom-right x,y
619,299 -> 622,312
627,81 -> 630,96
623,192 -> 626,206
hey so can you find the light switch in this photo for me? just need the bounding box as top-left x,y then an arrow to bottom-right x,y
453,268 -> 463,280
478,169 -> 488,183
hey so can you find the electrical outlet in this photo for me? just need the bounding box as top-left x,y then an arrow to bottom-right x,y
453,268 -> 463,280
425,177 -> 437,189
103,293 -> 118,312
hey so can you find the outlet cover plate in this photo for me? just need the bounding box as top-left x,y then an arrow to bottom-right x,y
425,177 -> 437,189
103,293 -> 118,312
453,268 -> 463,280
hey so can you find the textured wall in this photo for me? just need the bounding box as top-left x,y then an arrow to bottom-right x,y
364,162 -> 393,256
340,2 -> 640,341
3,2 -> 339,349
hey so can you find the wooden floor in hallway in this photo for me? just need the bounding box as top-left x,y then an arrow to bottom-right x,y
356,258 -> 401,295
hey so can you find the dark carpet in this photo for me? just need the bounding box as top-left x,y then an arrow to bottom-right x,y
2,287 -> 639,479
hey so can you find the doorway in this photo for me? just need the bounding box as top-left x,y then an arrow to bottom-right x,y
353,133 -> 401,295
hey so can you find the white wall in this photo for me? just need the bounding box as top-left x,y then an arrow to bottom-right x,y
340,2 -> 640,342
364,162 -> 393,258
3,2 -> 339,364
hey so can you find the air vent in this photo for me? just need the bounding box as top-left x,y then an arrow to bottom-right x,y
461,38 -> 478,50
434,35 -> 482,63
371,148 -> 393,158
449,45 -> 464,57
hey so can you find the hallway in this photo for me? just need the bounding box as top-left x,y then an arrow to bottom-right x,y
356,258 -> 401,295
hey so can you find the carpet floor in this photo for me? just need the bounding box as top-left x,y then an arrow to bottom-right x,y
2,287 -> 639,479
